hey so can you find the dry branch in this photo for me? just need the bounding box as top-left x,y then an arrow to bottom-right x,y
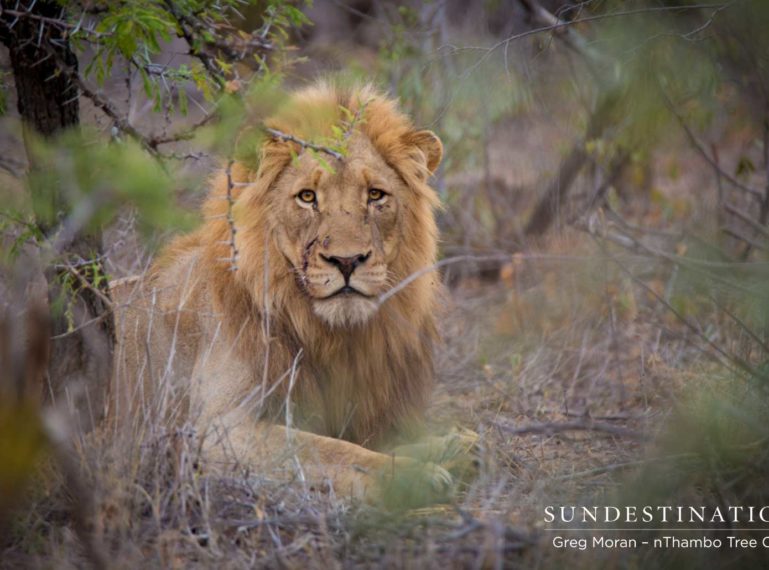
524,94 -> 616,237
659,84 -> 762,200
723,202 -> 769,239
494,419 -> 647,441
578,217 -> 757,377
514,0 -> 620,239
148,111 -> 216,149
552,453 -> 699,481
722,226 -> 767,251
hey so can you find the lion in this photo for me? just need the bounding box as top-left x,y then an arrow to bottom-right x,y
110,82 -> 475,505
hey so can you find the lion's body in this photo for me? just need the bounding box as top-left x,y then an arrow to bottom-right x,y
110,83 -> 461,502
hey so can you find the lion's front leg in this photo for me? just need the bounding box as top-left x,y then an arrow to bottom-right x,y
200,410 -> 454,506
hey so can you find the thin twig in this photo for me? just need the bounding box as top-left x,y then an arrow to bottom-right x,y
723,202 -> 769,239
710,295 -> 769,354
377,254 -> 513,306
148,110 -> 216,149
722,226 -> 767,251
580,220 -> 757,377
43,412 -> 109,569
440,3 -> 731,87
264,127 -> 344,161
659,83 -> 762,200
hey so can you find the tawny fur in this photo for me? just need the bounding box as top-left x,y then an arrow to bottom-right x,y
110,82 -> 453,502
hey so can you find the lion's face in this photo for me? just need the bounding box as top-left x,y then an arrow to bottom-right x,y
271,134 -> 406,327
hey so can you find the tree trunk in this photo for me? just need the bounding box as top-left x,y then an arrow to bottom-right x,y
1,1 -> 114,429
524,95 -> 615,237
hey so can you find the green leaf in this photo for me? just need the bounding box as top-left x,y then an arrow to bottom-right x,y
309,149 -> 335,174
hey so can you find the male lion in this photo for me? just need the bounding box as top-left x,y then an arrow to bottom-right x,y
111,82 -> 473,504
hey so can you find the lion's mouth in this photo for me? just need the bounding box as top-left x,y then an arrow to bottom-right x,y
322,285 -> 372,300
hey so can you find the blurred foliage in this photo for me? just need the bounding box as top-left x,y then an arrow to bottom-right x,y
0,402 -> 48,529
24,131 -> 194,239
605,371 -> 769,568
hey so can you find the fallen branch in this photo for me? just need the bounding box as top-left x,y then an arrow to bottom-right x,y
494,419 -> 647,441
552,453 -> 699,481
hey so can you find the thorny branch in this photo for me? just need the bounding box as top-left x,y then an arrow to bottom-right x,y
159,0 -> 272,87
147,111 -> 216,149
0,5 -> 109,40
264,127 -> 344,161
221,160 -> 239,272
160,0 -> 226,87
1,0 -> 277,159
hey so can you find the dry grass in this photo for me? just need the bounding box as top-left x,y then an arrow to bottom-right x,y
3,100 -> 758,570
2,221 -> 718,568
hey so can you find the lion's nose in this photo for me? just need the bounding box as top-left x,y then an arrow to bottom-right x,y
321,252 -> 371,282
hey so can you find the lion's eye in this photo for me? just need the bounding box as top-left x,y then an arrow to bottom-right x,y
368,188 -> 386,202
297,189 -> 316,204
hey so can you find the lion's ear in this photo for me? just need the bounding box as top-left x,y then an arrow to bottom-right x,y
407,130 -> 443,174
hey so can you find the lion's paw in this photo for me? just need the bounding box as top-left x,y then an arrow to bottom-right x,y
441,427 -> 481,483
425,461 -> 454,495
376,458 -> 455,509
389,427 -> 481,484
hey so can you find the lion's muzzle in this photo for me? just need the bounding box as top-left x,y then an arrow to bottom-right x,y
321,251 -> 371,282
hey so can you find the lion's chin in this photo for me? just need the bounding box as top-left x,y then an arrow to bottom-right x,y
312,296 -> 379,328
